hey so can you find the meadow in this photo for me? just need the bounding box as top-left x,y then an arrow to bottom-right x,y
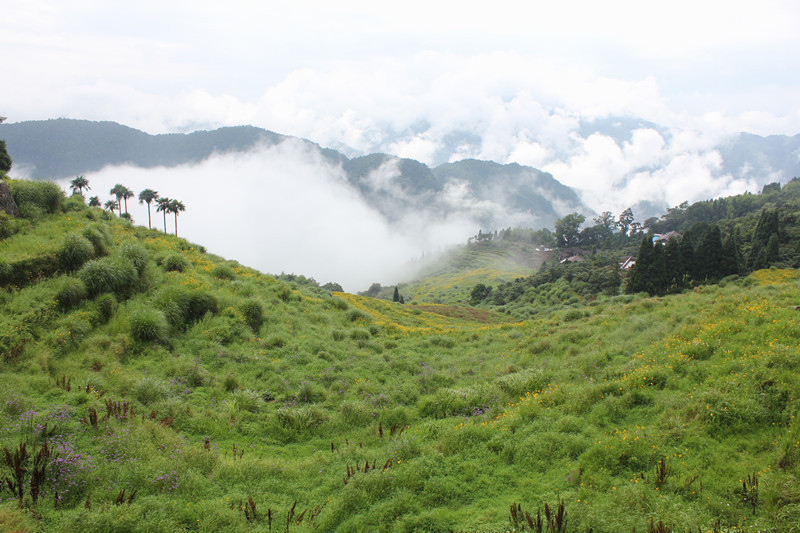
1,186 -> 800,532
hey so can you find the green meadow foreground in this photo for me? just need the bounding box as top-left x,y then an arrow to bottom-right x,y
2,196 -> 800,531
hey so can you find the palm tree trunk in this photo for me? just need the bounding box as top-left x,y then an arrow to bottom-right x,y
174,213 -> 178,236
163,211 -> 167,234
146,204 -> 152,229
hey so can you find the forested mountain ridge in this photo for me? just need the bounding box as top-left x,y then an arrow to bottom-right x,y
0,119 -> 590,230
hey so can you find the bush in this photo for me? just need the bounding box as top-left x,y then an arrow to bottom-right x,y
211,264 -> 236,280
229,389 -> 263,413
223,374 -> 239,392
162,254 -> 189,272
63,195 -> 86,212
350,328 -> 371,340
129,307 -> 168,342
81,225 -> 111,256
0,213 -> 19,240
495,368 -> 548,397
9,180 -> 64,215
134,377 -> 170,405
119,241 -> 149,275
240,299 -> 263,331
58,234 -> 95,271
77,257 -> 137,296
153,287 -> 218,329
93,294 -> 117,324
56,277 -> 88,309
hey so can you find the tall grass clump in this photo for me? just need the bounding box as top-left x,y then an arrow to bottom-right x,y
77,257 -> 137,296
81,224 -> 111,256
9,179 -> 64,215
134,377 -> 170,405
211,264 -> 236,280
158,253 -> 189,272
58,233 -> 95,271
55,277 -> 88,309
129,307 -> 169,342
153,287 -> 218,329
119,241 -> 149,275
93,293 -> 117,324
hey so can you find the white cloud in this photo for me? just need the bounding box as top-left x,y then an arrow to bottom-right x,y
61,141 -> 484,291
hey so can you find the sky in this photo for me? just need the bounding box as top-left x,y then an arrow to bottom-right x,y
5,1 -> 800,289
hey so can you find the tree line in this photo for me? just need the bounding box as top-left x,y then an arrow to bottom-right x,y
70,176 -> 186,236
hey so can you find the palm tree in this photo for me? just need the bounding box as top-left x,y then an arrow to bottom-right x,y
138,189 -> 159,229
169,199 -> 185,236
88,196 -> 101,207
103,199 -> 118,215
110,184 -> 126,213
121,187 -> 134,215
70,176 -> 90,196
156,197 -> 171,234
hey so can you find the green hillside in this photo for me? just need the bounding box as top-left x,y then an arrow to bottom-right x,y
2,180 -> 800,532
400,239 -> 547,305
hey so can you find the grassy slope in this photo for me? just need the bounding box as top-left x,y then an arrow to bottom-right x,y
1,207 -> 800,532
402,240 -> 546,305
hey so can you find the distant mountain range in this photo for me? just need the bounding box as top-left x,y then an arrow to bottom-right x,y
3,118 -> 799,229
0,119 -> 588,230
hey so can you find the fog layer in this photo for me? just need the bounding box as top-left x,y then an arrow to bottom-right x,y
69,141 -> 481,292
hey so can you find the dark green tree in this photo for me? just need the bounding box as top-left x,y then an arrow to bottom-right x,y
392,286 -> 401,303
765,233 -> 780,266
618,208 -> 634,236
555,213 -> 585,247
694,225 -> 725,282
664,237 -> 685,291
0,139 -> 11,173
470,283 -> 492,305
88,196 -> 101,207
626,236 -> 667,296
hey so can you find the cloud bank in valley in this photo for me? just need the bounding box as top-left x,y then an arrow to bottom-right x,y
66,141 -> 486,292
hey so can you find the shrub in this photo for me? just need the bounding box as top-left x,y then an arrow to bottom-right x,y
9,180 -> 64,215
58,234 -> 95,271
81,225 -> 111,256
211,264 -> 236,280
223,374 -> 239,392
93,294 -> 117,324
56,277 -> 88,309
134,377 -> 170,405
0,260 -> 11,284
240,299 -> 263,331
230,389 -> 263,413
161,253 -> 189,272
348,309 -> 369,322
276,406 -> 327,431
119,241 -> 149,275
350,328 -> 370,340
0,213 -> 19,240
129,307 -> 169,342
63,195 -> 86,212
154,287 -> 218,329
77,257 -> 137,296
495,368 -> 548,397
